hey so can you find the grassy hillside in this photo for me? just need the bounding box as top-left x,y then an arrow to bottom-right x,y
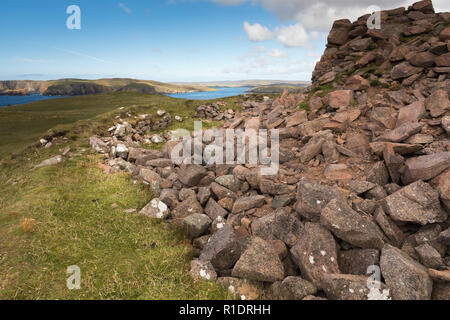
0,92 -> 246,299
174,80 -> 311,88
0,79 -> 214,96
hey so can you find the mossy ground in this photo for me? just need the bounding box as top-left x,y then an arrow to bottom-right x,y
0,92 -> 246,300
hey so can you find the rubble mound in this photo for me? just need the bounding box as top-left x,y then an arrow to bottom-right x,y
89,0 -> 449,300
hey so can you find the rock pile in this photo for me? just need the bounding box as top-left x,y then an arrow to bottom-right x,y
90,0 -> 449,300
196,103 -> 235,121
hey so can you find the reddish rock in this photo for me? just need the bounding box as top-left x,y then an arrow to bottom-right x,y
408,52 -> 436,67
251,208 -> 304,248
402,152 -> 450,184
439,27 -> 450,41
380,244 -> 432,300
409,0 -> 434,14
327,19 -> 352,45
344,75 -> 370,91
178,164 -> 207,187
321,198 -> 385,249
338,249 -> 380,275
435,52 -> 450,66
375,122 -> 423,143
290,223 -> 340,289
391,62 -> 423,80
199,224 -> 243,271
232,195 -> 266,213
396,101 -> 425,127
232,237 -> 284,282
286,110 -> 308,128
425,89 -> 450,118
355,52 -> 376,67
374,207 -> 405,247
327,90 -> 354,109
172,195 -> 203,219
381,180 -> 447,225
295,178 -> 348,221
389,46 -> 410,62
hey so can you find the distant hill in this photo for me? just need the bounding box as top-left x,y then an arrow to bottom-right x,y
0,78 -> 214,96
172,80 -> 311,88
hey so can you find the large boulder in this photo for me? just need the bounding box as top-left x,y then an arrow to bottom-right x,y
321,198 -> 385,249
183,214 -> 212,239
401,152 -> 450,184
140,198 -> 170,219
375,122 -> 423,143
327,90 -> 354,109
338,249 -> 380,275
294,178 -> 348,221
391,62 -> 423,80
327,19 -> 352,45
381,181 -> 447,225
178,164 -> 207,187
172,195 -> 204,219
380,244 -> 432,300
232,237 -> 284,282
251,208 -> 304,247
290,223 -> 340,289
199,224 -> 243,271
232,195 -> 266,214
425,90 -> 450,118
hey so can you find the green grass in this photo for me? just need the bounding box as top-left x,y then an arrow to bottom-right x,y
0,92 -> 245,159
0,92 -> 248,300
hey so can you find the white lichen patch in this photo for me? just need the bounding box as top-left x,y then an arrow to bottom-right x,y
309,255 -> 315,264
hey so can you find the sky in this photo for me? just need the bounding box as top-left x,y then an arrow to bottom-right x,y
1,0 -> 449,82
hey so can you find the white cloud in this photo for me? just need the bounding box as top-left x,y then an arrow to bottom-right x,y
276,24 -> 309,47
15,57 -> 50,63
54,48 -> 107,63
268,49 -> 288,58
243,22 -> 275,41
118,2 -> 132,14
218,0 -> 450,33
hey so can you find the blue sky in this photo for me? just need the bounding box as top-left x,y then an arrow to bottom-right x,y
1,0 -> 449,82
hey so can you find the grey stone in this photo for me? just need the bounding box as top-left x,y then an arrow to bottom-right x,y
380,244 -> 432,300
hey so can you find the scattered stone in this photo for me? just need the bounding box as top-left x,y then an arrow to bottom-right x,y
402,152 -> 450,184
382,180 -> 447,225
205,198 -> 228,220
172,196 -> 203,219
33,155 -> 62,170
232,195 -> 266,214
290,223 -> 340,289
215,175 -> 241,192
140,199 -> 170,219
200,224 -> 243,271
278,277 -> 317,300
232,237 -> 284,282
251,208 -> 304,248
380,244 -> 432,300
338,249 -> 380,275
190,259 -> 217,282
179,164 -> 207,187
184,214 -> 212,239
321,198 -> 385,249
415,243 -> 443,269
